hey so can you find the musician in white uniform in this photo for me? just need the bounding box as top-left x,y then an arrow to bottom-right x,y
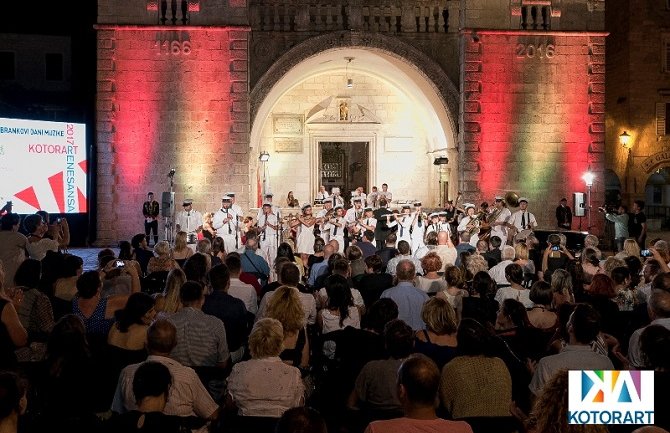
258,203 -> 279,269
489,196 -> 512,246
256,192 -> 281,222
213,195 -> 241,253
350,187 -> 367,206
508,197 -> 537,235
325,205 -> 345,253
358,207 -> 377,233
316,185 -> 330,202
426,213 -> 441,235
328,187 -> 345,208
411,202 -> 426,255
227,192 -> 244,247
396,205 -> 414,247
175,199 -> 203,249
315,200 -> 333,243
367,186 -> 379,209
457,203 -> 480,247
378,183 -> 392,203
345,197 -> 364,241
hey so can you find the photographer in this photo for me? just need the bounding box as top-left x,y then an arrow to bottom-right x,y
541,233 -> 574,281
600,205 -> 629,252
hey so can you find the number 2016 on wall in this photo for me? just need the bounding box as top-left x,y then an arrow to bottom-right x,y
516,43 -> 555,59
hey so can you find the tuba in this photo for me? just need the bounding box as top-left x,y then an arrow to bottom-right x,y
505,191 -> 520,208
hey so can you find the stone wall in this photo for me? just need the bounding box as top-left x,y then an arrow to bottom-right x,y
460,31 -> 606,230
96,26 -> 250,244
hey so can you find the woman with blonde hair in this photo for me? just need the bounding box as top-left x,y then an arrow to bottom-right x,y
415,252 -> 447,294
266,285 -> 309,369
464,254 -> 488,281
153,267 -> 186,315
437,265 -> 469,321
415,297 -> 458,369
616,238 -> 641,259
202,212 -> 216,241
172,231 -> 193,266
550,268 -> 574,308
146,241 -> 179,275
514,242 -> 535,276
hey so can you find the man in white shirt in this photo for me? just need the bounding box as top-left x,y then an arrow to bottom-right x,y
378,183 -> 392,202
225,254 -> 258,314
488,245 -> 516,285
628,290 -> 670,368
329,187 -> 345,208
508,197 -> 537,234
175,199 -> 203,249
345,197 -> 365,240
434,231 -> 457,271
316,185 -> 330,202
325,205 -> 346,253
256,192 -> 281,221
257,203 -> 279,269
226,192 -> 244,249
489,196 -> 512,246
213,196 -> 241,253
387,240 -> 423,276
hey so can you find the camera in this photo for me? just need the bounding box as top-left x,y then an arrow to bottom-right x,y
115,260 -> 125,268
56,218 -> 62,223
641,249 -> 652,258
551,245 -> 560,251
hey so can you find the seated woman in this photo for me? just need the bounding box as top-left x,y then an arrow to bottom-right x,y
0,265 -> 27,370
266,286 -> 309,370
526,281 -> 558,331
226,318 -> 304,418
318,275 -> 361,335
54,254 -> 84,302
461,271 -> 499,327
147,241 -> 179,275
286,191 -> 299,208
153,268 -> 186,316
437,266 -> 469,321
23,214 -> 60,261
108,292 -> 155,356
131,234 -> 154,276
11,259 -> 55,340
346,245 -> 366,279
172,231 -> 193,268
495,298 -> 548,361
415,252 -> 447,294
440,319 -> 512,419
414,297 -> 458,369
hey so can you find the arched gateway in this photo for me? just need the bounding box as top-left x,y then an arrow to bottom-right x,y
249,31 -> 460,208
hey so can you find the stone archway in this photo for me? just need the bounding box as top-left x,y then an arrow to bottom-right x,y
249,31 -> 460,207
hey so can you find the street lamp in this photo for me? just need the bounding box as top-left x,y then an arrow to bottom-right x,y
582,168 -> 595,232
619,131 -> 631,149
259,151 -> 270,198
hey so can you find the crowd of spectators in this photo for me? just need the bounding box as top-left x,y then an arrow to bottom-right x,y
0,209 -> 668,433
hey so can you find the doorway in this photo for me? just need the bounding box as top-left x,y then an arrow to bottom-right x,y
319,142 -> 369,205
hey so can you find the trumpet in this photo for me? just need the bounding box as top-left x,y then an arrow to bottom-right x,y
465,211 -> 486,235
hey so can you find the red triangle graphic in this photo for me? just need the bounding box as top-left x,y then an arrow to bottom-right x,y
14,186 -> 41,211
77,188 -> 87,213
48,172 -> 65,213
79,160 -> 87,174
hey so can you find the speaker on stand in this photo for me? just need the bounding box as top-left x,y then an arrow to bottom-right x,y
573,192 -> 585,231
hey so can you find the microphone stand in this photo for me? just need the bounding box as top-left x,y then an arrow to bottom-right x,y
164,170 -> 176,245
276,210 -> 281,251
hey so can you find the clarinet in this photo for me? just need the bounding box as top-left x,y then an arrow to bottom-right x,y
262,213 -> 267,241
235,212 -> 239,249
276,210 -> 280,250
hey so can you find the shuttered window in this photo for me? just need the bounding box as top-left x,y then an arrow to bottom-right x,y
658,102 -> 670,136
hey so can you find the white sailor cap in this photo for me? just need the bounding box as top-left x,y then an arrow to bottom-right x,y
182,199 -> 193,206
464,203 -> 476,210
519,197 -> 529,203
494,196 -> 504,201
333,205 -> 344,211
364,206 -> 373,212
221,195 -> 232,201
264,192 -> 274,197
429,212 -> 439,218
414,202 -> 422,207
262,202 -> 272,208
352,197 -> 363,202
226,192 -> 236,197
301,203 -> 312,210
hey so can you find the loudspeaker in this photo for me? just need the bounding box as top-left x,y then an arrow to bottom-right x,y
573,192 -> 585,217
161,192 -> 174,217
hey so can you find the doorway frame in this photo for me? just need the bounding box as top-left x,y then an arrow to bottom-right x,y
307,125 -> 379,204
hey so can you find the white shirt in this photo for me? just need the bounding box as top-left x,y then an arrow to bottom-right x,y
257,286 -> 317,325
494,286 -> 534,308
213,206 -> 240,235
316,191 -> 330,200
257,212 -> 278,242
488,259 -> 514,285
175,209 -> 203,233
509,209 -> 537,231
228,277 -> 258,314
256,204 -> 281,222
490,207 -> 512,238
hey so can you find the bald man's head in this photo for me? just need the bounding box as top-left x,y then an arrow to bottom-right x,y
437,231 -> 449,245
396,259 -> 416,281
147,319 -> 177,354
323,244 -> 335,258
328,239 -> 340,252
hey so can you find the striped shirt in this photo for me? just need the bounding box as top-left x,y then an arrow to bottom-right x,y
168,307 -> 230,367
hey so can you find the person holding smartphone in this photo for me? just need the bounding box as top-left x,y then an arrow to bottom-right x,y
540,233 -> 574,281
600,205 -> 629,252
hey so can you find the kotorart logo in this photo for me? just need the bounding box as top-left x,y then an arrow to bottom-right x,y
568,370 -> 654,425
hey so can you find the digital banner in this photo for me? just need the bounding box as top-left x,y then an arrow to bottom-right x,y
0,117 -> 87,214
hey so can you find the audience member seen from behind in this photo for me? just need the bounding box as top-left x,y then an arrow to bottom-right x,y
527,280 -> 559,331
380,260 -> 428,331
461,271 -> 499,327
0,213 -> 27,290
276,407 -> 328,433
266,285 -> 309,370
54,254 -> 84,302
0,265 -> 28,370
131,234 -> 154,276
414,253 -> 447,294
11,258 -> 55,340
318,274 -> 361,334
226,318 -> 305,418
0,372 -> 27,433
364,354 -> 473,433
147,241 -> 179,275
23,213 -> 59,261
414,297 -> 458,369
437,265 -> 469,322
108,292 -> 156,353
153,268 -> 186,316
355,254 -> 394,308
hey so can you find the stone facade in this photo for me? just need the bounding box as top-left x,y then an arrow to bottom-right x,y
94,0 -> 606,244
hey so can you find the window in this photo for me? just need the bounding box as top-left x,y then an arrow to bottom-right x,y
653,185 -> 663,204
664,38 -> 670,72
658,102 -> 670,136
0,51 -> 15,80
45,53 -> 63,81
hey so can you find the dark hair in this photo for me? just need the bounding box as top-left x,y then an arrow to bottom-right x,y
582,248 -> 600,267
384,319 -> 414,359
313,238 -> 325,253
327,253 -> 345,271
363,230 -> 374,241
63,254 -> 84,277
457,318 -> 492,356
489,236 -> 502,248
0,213 -> 20,231
97,248 -> 116,269
365,254 -> 383,273
332,258 -> 350,276
179,281 -> 204,305
640,324 -> 670,370
471,271 -> 496,298
13,258 -> 41,289
398,354 -> 441,407
208,264 -> 231,292
397,240 -> 410,255
118,241 -> 133,260
623,256 -> 642,287
505,263 -> 524,285
569,303 -> 601,344
610,266 -> 630,285
277,243 -> 296,262
325,274 -> 353,327
280,262 -> 300,286
183,253 -> 209,287
132,361 -> 172,403
501,299 -> 530,328
23,213 -> 43,233
529,280 -> 553,305
131,233 -> 147,249
115,292 -> 155,333
0,371 -> 25,419
444,265 -> 463,288
224,254 -> 242,274
46,314 -> 90,368
652,273 -> 670,292
76,271 -> 101,299
276,407 -> 327,433
634,199 -> 645,210
212,237 -> 225,255
364,298 -> 399,334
